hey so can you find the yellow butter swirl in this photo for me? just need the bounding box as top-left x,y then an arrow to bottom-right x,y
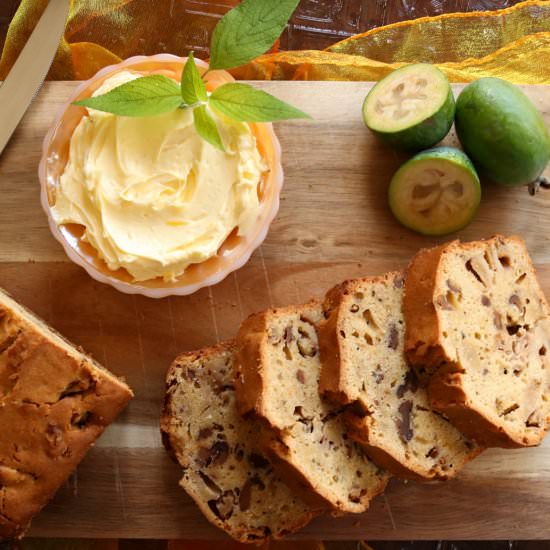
52,71 -> 266,282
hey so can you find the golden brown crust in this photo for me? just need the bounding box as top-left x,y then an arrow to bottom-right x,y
0,296 -> 133,540
344,411 -> 430,481
262,437 -> 334,511
318,281 -> 353,403
265,429 -> 388,518
404,242 -> 453,381
404,237 -> 517,447
235,312 -> 270,418
427,366 -> 522,448
346,405 -> 484,478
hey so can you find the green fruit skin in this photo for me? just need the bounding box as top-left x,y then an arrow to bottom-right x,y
402,146 -> 480,174
364,84 -> 455,152
389,146 -> 481,236
455,77 -> 550,187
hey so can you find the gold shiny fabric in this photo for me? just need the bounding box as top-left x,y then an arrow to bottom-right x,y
0,0 -> 548,83
233,1 -> 550,83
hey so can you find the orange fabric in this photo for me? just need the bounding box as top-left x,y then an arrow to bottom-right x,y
0,0 -> 548,83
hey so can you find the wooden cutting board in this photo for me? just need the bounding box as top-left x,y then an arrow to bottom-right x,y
1,81 -> 549,540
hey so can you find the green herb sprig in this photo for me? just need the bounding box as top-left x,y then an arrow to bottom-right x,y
73,0 -> 310,151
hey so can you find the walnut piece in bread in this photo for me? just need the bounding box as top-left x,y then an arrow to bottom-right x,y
404,235 -> 550,447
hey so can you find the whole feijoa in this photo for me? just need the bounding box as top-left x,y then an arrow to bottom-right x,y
455,77 -> 550,187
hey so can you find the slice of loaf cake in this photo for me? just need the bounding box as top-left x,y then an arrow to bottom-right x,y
235,302 -> 389,514
319,272 -> 480,480
0,288 -> 133,540
161,341 -> 318,543
404,235 -> 550,448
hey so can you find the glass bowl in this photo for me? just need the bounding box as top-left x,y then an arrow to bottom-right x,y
38,54 -> 283,298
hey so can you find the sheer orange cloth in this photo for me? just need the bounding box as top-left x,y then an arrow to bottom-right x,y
0,0 -> 548,83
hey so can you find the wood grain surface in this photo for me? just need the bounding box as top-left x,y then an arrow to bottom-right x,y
1,81 -> 549,540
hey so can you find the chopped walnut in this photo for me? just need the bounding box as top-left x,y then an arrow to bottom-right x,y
297,329 -> 317,357
208,490 -> 237,521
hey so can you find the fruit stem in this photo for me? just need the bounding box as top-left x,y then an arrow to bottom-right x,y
528,176 -> 550,196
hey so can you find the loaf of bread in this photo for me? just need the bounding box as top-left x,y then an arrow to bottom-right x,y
319,271 -> 481,479
161,341 -> 318,543
235,302 -> 389,514
404,235 -> 550,447
0,289 -> 133,540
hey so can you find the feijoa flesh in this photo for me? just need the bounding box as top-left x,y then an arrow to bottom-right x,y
389,147 -> 481,236
363,64 -> 455,152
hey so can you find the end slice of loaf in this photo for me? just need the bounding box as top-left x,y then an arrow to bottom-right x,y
0,288 -> 133,540
319,272 -> 481,480
235,302 -> 389,514
404,235 -> 550,448
161,341 -> 318,543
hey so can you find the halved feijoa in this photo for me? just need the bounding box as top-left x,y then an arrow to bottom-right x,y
389,147 -> 481,236
363,64 -> 455,151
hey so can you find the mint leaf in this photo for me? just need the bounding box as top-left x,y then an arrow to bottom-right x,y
74,75 -> 182,117
180,52 -> 207,105
193,105 -> 225,151
210,83 -> 310,122
209,0 -> 300,70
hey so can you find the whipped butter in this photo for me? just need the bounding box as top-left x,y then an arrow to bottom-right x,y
52,71 -> 267,282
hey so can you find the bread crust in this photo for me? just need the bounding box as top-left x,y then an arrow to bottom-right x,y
344,411 -> 433,481
319,281 -> 355,404
261,437 -> 335,511
428,365 -> 525,448
0,291 -> 133,540
405,235 -> 550,448
235,313 -> 270,418
403,242 -> 453,382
